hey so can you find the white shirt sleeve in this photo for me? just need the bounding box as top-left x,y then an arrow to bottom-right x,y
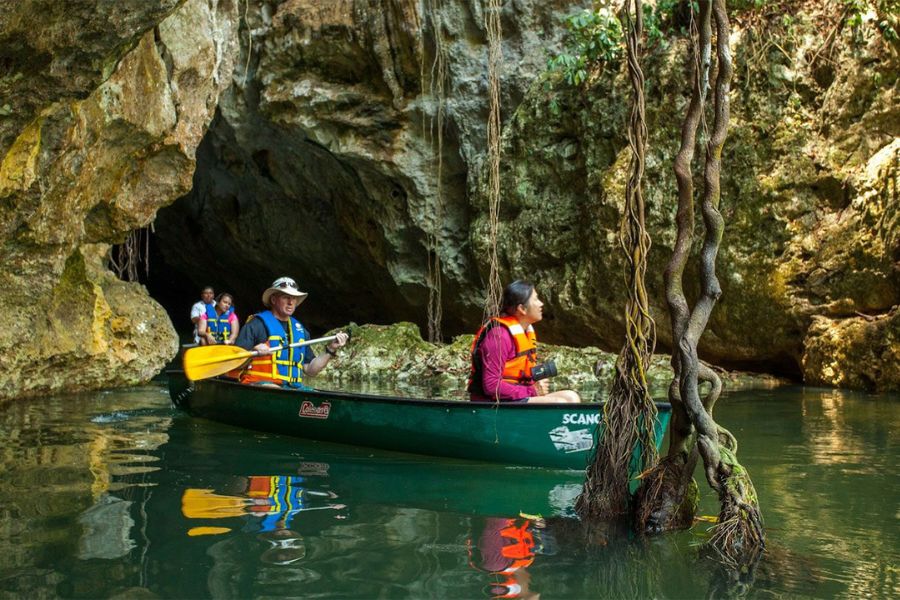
191,302 -> 205,319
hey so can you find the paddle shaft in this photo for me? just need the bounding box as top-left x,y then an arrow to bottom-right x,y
265,334 -> 339,356
187,335 -> 339,369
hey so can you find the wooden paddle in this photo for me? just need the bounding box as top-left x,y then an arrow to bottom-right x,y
183,335 -> 340,381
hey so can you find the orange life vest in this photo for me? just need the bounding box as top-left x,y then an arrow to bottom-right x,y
489,519 -> 537,598
467,518 -> 538,598
467,315 -> 538,395
496,519 -> 537,572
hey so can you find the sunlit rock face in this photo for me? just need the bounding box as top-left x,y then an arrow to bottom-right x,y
0,0 -> 183,152
0,0 -> 240,401
803,309 -> 899,392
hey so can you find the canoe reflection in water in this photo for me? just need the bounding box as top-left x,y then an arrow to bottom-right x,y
469,516 -> 555,600
178,473 -> 557,595
181,474 -> 347,564
155,412 -> 586,597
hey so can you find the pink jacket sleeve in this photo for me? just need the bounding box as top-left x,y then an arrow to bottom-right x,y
478,326 -> 536,401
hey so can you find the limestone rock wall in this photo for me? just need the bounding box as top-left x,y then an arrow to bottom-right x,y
0,0 -> 240,401
153,0 -> 582,332
2,0 -> 896,398
154,2 -> 896,391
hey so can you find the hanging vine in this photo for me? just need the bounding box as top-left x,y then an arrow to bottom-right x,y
576,0 -> 658,521
241,0 -> 253,87
483,0 -> 503,320
109,224 -> 152,283
422,0 -> 449,343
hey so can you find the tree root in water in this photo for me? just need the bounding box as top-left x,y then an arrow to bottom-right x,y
706,448 -> 766,570
634,455 -> 699,533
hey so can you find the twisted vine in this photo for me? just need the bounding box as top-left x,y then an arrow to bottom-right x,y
635,0 -> 713,534
577,0 -> 658,521
635,0 -> 765,568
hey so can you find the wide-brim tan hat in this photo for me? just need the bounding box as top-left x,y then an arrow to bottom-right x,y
262,276 -> 308,307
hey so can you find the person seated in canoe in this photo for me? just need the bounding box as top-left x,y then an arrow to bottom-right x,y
197,292 -> 239,346
190,285 -> 215,344
232,277 -> 349,388
468,280 -> 580,404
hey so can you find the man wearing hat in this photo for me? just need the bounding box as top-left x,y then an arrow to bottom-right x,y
233,277 -> 349,387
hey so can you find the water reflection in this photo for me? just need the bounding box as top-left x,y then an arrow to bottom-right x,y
177,474 -> 558,597
0,387 -> 173,597
468,516 -> 553,600
180,475 -> 347,541
0,383 -> 897,598
77,495 -> 136,560
700,386 -> 900,599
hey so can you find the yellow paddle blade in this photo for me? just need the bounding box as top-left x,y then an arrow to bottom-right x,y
183,344 -> 253,381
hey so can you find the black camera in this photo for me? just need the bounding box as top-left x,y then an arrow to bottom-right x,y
531,360 -> 558,382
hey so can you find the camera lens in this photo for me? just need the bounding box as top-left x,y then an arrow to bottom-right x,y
532,360 -> 558,382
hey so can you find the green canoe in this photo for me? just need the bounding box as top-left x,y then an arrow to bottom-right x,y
168,371 -> 671,470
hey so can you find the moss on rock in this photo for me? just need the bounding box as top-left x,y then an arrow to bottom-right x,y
471,7 -> 898,389
316,322 -> 784,399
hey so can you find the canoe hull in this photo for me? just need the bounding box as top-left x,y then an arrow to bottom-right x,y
168,372 -> 671,470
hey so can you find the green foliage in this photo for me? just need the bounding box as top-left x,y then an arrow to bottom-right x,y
544,1 -> 711,88
843,0 -> 868,28
544,0 -> 900,94
872,0 -> 900,42
546,7 -> 623,87
843,0 -> 899,43
643,0 -> 696,39
877,19 -> 899,42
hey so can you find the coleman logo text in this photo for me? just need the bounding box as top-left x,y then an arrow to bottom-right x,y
298,401 -> 331,419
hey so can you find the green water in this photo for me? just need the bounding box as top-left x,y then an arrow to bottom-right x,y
0,383 -> 896,599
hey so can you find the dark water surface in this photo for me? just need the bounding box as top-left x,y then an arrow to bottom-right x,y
0,383 -> 896,599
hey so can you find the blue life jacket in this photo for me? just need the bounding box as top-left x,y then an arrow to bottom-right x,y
245,310 -> 307,385
251,476 -> 309,532
205,304 -> 234,344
